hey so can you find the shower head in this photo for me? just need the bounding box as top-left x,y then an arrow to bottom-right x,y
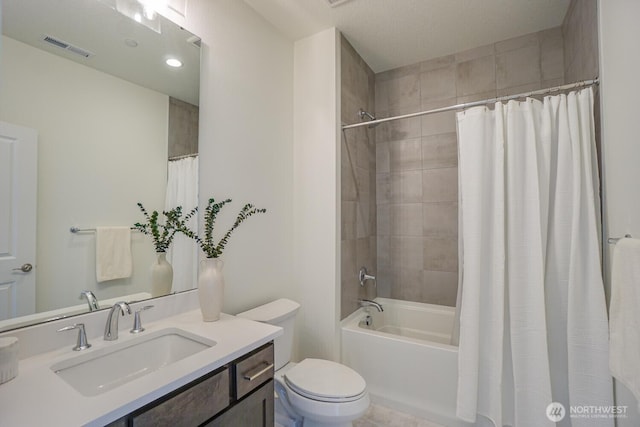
358,109 -> 376,122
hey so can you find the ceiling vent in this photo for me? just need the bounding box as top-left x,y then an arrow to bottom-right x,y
41,35 -> 94,59
326,0 -> 353,7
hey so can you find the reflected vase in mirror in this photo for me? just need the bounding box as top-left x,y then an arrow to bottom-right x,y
198,258 -> 224,322
151,253 -> 173,297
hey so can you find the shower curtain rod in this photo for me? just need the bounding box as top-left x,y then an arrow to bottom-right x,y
341,78 -> 599,130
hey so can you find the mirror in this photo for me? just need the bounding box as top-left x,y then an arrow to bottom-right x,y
0,0 -> 201,332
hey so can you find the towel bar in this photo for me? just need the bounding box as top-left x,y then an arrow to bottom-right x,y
70,226 -> 137,233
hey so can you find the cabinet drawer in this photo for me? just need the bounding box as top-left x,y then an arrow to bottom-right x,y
235,343 -> 274,399
132,366 -> 229,427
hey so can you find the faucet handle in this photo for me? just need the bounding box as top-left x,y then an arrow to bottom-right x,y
57,323 -> 91,351
130,305 -> 154,334
358,266 -> 377,287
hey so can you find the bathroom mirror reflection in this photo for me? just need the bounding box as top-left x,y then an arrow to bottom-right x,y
0,0 -> 201,332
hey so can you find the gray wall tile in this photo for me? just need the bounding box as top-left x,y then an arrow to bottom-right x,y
423,237 -> 458,272
422,271 -> 458,306
496,45 -> 541,89
389,139 -> 423,171
421,98 -> 457,136
390,203 -> 423,236
375,106 -> 422,143
563,0 -> 598,82
168,97 -> 199,159
376,142 -> 390,174
422,168 -> 458,202
539,27 -> 565,81
420,65 -> 457,102
423,202 -> 458,237
422,133 -> 458,169
456,55 -> 496,96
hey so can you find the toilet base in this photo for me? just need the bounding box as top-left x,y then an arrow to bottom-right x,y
274,362 -> 369,427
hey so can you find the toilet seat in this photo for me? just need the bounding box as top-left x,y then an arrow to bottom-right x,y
283,359 -> 367,403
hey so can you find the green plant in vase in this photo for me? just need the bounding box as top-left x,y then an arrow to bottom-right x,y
134,203 -> 197,297
178,197 -> 266,321
179,198 -> 267,258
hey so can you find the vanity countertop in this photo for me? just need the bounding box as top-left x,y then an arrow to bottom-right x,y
0,310 -> 281,426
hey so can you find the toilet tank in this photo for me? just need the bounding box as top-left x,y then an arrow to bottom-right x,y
236,299 -> 300,370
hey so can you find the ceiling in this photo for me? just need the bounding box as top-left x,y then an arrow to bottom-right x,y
244,0 -> 571,73
2,0 -> 200,105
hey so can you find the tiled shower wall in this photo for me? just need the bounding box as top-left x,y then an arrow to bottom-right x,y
340,36 -> 377,319
168,97 -> 199,159
374,27 -> 565,306
562,0 -> 600,162
563,0 -> 599,82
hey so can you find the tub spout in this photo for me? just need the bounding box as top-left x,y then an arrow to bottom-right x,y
359,299 -> 383,312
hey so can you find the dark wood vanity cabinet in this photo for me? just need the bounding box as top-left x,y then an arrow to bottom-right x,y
107,342 -> 274,427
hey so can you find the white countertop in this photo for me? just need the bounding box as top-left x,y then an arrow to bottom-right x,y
0,310 -> 282,426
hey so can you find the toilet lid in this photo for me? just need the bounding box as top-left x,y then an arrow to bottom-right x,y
283,359 -> 366,402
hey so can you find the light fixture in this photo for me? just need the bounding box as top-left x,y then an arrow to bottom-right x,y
165,58 -> 183,68
112,0 -> 162,33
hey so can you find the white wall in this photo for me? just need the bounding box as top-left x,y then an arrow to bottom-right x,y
181,0 -> 295,315
293,28 -> 341,362
599,0 -> 640,425
0,36 -> 167,312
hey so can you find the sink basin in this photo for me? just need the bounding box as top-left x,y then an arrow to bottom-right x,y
51,328 -> 215,396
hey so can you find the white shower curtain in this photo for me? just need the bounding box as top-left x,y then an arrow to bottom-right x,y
165,156 -> 199,293
455,88 -> 613,427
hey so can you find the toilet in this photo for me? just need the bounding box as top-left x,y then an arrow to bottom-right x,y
237,299 -> 370,427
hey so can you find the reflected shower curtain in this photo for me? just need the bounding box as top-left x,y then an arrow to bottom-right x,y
455,88 -> 613,427
165,156 -> 199,293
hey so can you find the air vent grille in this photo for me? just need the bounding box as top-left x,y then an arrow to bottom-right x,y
42,35 -> 94,59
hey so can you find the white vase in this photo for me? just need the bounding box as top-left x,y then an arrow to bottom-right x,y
150,252 -> 173,297
198,258 -> 225,321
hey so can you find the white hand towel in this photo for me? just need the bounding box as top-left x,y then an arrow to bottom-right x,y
609,237 -> 640,409
96,227 -> 133,283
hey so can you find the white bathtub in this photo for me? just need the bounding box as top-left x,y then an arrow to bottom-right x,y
341,298 -> 471,427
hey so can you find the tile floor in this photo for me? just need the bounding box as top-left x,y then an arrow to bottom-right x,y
354,403 -> 446,427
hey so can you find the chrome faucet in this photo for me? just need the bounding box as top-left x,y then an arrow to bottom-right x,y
359,299 -> 383,312
57,323 -> 91,351
79,290 -> 99,311
358,267 -> 376,287
104,301 -> 131,341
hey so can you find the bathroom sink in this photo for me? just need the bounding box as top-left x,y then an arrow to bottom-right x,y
51,328 -> 215,396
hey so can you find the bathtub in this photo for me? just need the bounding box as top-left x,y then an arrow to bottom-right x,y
341,298 -> 470,427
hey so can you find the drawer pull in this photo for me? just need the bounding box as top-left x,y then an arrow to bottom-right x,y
242,362 -> 274,382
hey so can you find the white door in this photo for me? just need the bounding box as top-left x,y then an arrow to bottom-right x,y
0,121 -> 37,320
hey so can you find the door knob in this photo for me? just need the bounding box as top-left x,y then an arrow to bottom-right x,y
12,263 -> 33,273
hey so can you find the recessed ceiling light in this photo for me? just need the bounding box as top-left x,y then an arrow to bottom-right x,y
165,58 -> 183,68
